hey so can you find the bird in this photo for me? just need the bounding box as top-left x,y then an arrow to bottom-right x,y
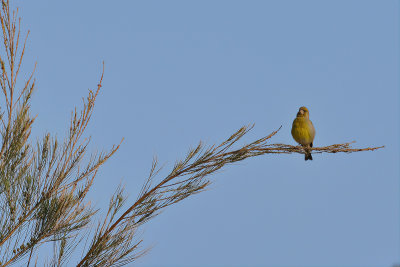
291,106 -> 316,161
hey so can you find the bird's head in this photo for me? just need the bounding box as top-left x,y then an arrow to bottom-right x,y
297,106 -> 310,118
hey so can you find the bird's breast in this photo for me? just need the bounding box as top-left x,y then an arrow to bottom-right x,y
291,118 -> 315,146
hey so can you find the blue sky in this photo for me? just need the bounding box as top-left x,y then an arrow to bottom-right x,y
12,0 -> 399,266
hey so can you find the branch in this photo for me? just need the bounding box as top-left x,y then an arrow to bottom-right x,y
77,125 -> 383,266
245,141 -> 383,156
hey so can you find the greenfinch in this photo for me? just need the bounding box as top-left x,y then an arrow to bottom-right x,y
291,106 -> 316,161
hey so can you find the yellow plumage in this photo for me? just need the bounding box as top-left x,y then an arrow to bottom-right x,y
291,106 -> 315,161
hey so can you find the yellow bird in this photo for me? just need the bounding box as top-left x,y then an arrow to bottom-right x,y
291,106 -> 316,161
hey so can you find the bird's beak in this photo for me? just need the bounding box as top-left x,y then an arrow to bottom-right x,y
299,109 -> 304,115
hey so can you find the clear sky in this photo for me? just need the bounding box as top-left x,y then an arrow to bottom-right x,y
12,0 -> 399,266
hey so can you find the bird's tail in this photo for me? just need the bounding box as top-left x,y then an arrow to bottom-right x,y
304,146 -> 313,161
